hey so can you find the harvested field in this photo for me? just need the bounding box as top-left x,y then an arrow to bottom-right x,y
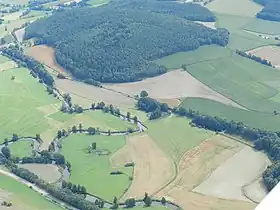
18,164 -> 61,183
56,79 -> 136,108
14,28 -> 25,43
243,177 -> 268,203
206,0 -> 262,17
106,69 -> 245,109
156,98 -> 181,108
194,21 -> 216,29
25,45 -> 68,76
156,135 -> 256,210
247,46 -> 280,68
113,134 -> 174,200
193,146 -> 270,201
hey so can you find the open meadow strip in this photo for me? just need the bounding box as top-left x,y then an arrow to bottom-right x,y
156,135 -> 256,210
111,134 -> 174,200
0,173 -> 63,210
105,70 -> 245,110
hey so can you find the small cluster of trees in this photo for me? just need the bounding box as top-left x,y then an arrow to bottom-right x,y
236,49 -> 273,67
137,96 -> 169,120
1,46 -> 54,86
62,181 -> 87,194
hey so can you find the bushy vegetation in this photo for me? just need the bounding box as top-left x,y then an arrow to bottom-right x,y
236,49 -> 273,67
254,0 -> 280,21
1,46 -> 54,86
25,0 -> 229,83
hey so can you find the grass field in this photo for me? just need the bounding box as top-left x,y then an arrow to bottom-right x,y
154,45 -> 232,69
0,65 -> 58,143
133,206 -> 168,210
60,134 -> 132,200
9,141 -> 33,158
0,174 -> 63,210
243,18 -> 280,35
147,116 -> 213,163
180,98 -> 280,131
186,53 -> 280,112
49,110 -> 136,130
88,0 -> 110,7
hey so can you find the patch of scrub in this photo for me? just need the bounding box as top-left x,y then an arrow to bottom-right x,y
193,146 -> 270,201
106,70 -> 244,109
18,164 -> 61,183
206,0 -> 262,17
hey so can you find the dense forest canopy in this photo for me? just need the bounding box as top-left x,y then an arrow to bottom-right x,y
254,0 -> 280,21
25,0 -> 229,83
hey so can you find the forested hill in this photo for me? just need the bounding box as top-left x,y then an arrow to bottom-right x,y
254,0 -> 280,21
25,1 -> 229,83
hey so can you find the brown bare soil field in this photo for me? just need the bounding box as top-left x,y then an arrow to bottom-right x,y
105,70 -> 245,109
14,28 -> 25,43
156,135 -> 256,210
247,46 -> 280,68
194,21 -> 216,30
25,45 -> 69,76
111,134 -> 174,200
19,164 -> 61,183
194,146 -> 270,202
55,79 -> 136,108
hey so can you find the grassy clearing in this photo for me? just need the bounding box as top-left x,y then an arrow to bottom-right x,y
186,53 -> 280,112
147,116 -> 213,163
21,10 -> 49,19
243,19 -> 280,35
180,98 -> 280,131
154,45 -> 232,69
88,0 -> 110,7
9,141 -> 33,158
60,134 -> 132,200
0,66 -> 58,143
206,0 -> 262,17
0,174 -> 63,210
0,60 -> 18,71
49,110 -> 136,130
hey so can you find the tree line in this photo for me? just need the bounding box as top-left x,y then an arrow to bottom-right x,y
25,0 -> 229,83
236,49 -> 273,67
254,0 -> 280,21
1,46 -> 54,86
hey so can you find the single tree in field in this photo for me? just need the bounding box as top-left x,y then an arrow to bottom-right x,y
126,112 -> 131,120
1,147 -> 11,159
133,116 -> 138,124
140,90 -> 148,98
11,76 -> 15,80
88,127 -> 96,135
143,192 -> 152,207
81,186 -> 87,194
108,130 -> 111,136
92,142 -> 96,150
57,130 -> 62,139
161,197 -> 166,205
72,125 -> 77,133
12,134 -> 18,142
79,123 -> 82,132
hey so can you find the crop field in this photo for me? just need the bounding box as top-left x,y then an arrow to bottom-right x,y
242,18 -> 280,35
25,45 -> 69,77
111,134 -> 174,199
194,146 -> 270,201
19,164 -> 61,183
206,0 -> 262,17
156,135 -> 256,210
186,53 -> 280,112
0,66 -> 58,143
180,98 -> 280,131
56,79 -> 136,108
154,45 -> 232,69
0,174 -> 63,210
146,116 -> 213,163
8,141 -> 33,158
247,46 -> 280,68
106,70 -> 244,109
60,134 -> 133,200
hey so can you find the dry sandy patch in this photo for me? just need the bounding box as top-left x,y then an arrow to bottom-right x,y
19,164 -> 61,183
111,134 -> 174,200
194,21 -> 216,30
247,46 -> 280,68
14,28 -> 25,43
156,135 -> 256,210
55,79 -> 136,108
25,45 -> 69,76
193,146 -> 270,202
106,70 -> 245,109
